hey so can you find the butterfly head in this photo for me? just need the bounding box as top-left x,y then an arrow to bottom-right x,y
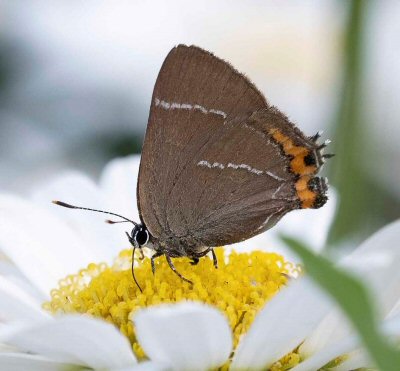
128,224 -> 150,248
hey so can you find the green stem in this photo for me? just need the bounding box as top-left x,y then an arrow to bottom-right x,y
328,0 -> 369,244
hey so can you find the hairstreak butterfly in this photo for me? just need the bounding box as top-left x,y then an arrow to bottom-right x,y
54,45 -> 332,291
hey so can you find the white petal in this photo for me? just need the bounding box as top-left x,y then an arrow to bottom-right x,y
330,349 -> 370,371
290,336 -> 357,371
99,155 -> 141,224
99,155 -> 142,252
133,302 -> 232,371
297,307 -> 400,371
300,219 -> 400,358
0,275 -> 48,322
342,219 -> 400,263
114,361 -> 171,371
0,353 -> 69,371
342,220 -> 400,316
99,156 -> 142,250
231,278 -> 331,370
342,220 -> 400,301
0,260 -> 45,302
389,297 -> 400,317
299,310 -> 347,359
3,315 -> 136,369
232,188 -> 337,262
31,171 -> 122,262
0,194 -> 97,295
0,323 -> 27,342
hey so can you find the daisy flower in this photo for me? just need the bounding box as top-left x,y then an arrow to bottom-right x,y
0,155 -> 398,370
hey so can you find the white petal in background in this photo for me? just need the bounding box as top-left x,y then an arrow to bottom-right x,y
291,335 -> 358,371
100,155 -> 142,248
0,354 -> 70,371
133,302 -> 232,371
0,275 -> 48,322
231,278 -> 332,370
1,315 -> 136,370
99,155 -> 141,223
342,219 -> 400,316
300,220 -> 400,360
390,300 -> 400,319
331,349 -> 370,371
296,314 -> 400,371
116,362 -> 171,371
31,171 -> 124,263
0,194 -> 97,296
267,220 -> 400,371
0,260 -> 45,302
31,156 -> 143,261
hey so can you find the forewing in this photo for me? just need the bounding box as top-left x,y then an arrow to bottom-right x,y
138,45 -> 267,238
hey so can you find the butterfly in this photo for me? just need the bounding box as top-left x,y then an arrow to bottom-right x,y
54,45 -> 332,291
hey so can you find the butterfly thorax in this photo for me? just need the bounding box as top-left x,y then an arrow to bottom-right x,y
149,233 -> 209,258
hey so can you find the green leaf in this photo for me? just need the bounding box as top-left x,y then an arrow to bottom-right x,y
328,1 -> 400,246
281,236 -> 400,371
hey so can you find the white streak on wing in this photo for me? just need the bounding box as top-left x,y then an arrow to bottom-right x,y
197,160 -> 264,176
213,162 -> 225,169
197,160 -> 225,169
257,207 -> 285,231
170,102 -> 182,109
154,98 -> 227,118
209,109 -> 227,118
272,183 -> 285,199
197,160 -> 285,181
197,160 -> 209,167
194,104 -> 208,114
227,163 -> 263,175
266,171 -> 284,181
256,214 -> 272,231
155,98 -> 171,109
241,124 -> 287,178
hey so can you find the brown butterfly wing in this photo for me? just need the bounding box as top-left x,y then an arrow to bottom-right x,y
138,44 -> 267,238
138,45 -> 325,247
161,110 -> 301,246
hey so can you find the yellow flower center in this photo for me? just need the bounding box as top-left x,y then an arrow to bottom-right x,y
44,247 -> 302,369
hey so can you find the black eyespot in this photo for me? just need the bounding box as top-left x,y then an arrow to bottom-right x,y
307,177 -> 328,209
135,227 -> 149,246
304,153 -> 316,166
307,177 -> 319,192
312,194 -> 328,209
308,177 -> 328,193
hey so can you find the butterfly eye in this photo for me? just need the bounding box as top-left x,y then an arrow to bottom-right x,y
134,227 -> 149,247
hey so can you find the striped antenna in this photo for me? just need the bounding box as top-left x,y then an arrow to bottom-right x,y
52,200 -> 137,226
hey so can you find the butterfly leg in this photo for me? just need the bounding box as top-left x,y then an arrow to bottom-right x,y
151,251 -> 164,275
191,248 -> 218,269
165,254 -> 193,285
211,249 -> 218,269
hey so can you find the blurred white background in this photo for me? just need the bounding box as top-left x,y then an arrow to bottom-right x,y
0,0 -> 399,245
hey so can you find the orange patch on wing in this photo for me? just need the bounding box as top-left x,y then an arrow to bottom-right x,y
297,188 -> 317,208
290,155 -> 316,176
295,176 -> 310,192
270,129 -> 318,209
270,129 -> 316,176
